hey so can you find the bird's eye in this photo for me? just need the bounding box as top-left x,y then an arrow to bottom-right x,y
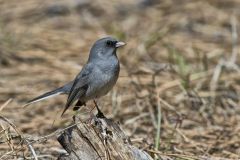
106,40 -> 113,46
106,40 -> 116,47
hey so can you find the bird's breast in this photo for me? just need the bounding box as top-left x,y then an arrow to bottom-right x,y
96,62 -> 119,96
85,58 -> 120,100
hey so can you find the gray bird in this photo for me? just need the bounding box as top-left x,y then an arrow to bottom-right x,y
25,37 -> 126,116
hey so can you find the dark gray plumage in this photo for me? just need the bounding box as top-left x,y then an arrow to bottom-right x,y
25,37 -> 126,116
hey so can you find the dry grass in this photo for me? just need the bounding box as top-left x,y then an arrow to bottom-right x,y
0,0 -> 240,159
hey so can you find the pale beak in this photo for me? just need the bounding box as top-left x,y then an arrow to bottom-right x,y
115,41 -> 126,48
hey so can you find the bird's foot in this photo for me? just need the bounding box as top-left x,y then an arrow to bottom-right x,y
96,109 -> 105,118
93,100 -> 106,118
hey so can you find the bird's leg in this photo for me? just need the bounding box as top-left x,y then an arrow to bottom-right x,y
93,100 -> 105,118
73,106 -> 80,111
73,100 -> 86,111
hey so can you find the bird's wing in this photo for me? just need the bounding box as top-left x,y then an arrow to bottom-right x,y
61,63 -> 93,116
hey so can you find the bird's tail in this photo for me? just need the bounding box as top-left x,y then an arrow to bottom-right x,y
24,82 -> 73,107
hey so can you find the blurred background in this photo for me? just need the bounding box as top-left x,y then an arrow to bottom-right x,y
0,0 -> 240,159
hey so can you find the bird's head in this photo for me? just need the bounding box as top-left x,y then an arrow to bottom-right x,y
88,37 -> 126,61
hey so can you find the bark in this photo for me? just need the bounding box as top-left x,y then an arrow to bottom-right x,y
57,114 -> 153,160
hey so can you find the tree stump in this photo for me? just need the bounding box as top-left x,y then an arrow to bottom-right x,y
57,114 -> 153,160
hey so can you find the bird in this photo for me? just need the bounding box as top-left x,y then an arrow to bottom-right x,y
25,37 -> 126,116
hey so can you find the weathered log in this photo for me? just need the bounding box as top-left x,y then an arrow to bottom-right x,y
57,114 -> 153,160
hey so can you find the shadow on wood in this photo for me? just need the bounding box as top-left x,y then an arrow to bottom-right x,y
57,114 -> 153,160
